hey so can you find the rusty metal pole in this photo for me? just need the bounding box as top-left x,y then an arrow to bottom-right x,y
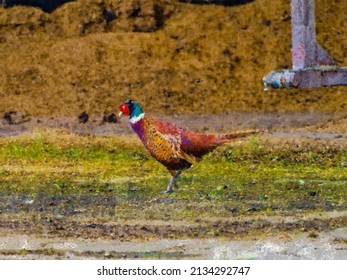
262,0 -> 347,90
291,0 -> 334,68
291,0 -> 317,70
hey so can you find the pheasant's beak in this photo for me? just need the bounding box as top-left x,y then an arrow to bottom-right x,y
118,111 -> 123,118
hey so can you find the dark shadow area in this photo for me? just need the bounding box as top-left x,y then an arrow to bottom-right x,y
1,0 -> 74,13
179,0 -> 255,6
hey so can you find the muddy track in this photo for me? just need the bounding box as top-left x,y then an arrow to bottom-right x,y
1,211 -> 346,241
0,212 -> 346,259
1,111 -> 347,137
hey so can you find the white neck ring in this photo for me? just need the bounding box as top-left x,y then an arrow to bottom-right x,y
129,113 -> 145,124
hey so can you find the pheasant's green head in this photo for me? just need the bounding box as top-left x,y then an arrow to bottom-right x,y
119,100 -> 144,122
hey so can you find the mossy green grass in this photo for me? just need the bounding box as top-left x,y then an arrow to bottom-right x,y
0,129 -> 345,224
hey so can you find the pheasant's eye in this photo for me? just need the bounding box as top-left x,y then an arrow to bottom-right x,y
119,103 -> 130,116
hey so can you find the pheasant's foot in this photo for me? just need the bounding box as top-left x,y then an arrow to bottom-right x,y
165,188 -> 173,194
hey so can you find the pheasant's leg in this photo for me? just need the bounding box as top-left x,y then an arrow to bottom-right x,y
166,176 -> 176,193
173,170 -> 182,188
166,170 -> 182,193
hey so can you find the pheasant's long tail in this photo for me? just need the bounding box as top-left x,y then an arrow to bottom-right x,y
217,129 -> 259,143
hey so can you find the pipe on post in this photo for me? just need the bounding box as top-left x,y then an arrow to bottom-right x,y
262,0 -> 347,90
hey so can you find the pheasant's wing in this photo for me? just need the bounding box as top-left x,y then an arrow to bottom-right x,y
155,130 -> 198,165
152,117 -> 181,135
153,117 -> 218,159
152,118 -> 198,165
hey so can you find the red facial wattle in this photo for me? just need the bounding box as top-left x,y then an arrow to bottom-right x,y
119,103 -> 130,116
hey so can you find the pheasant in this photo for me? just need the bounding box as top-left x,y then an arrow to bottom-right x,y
119,100 -> 258,193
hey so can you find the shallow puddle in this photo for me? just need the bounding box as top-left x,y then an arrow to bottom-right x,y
0,227 -> 346,260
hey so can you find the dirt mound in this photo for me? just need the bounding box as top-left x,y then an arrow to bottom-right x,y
0,0 -> 346,119
0,0 -> 175,36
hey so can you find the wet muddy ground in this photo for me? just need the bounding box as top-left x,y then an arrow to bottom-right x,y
0,110 -> 346,137
0,225 -> 346,260
0,112 -> 346,259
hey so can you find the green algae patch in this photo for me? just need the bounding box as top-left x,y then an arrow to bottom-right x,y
0,129 -> 346,240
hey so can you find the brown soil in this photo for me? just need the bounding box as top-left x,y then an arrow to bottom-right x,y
0,0 -> 346,120
0,211 -> 346,241
0,111 -> 346,140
